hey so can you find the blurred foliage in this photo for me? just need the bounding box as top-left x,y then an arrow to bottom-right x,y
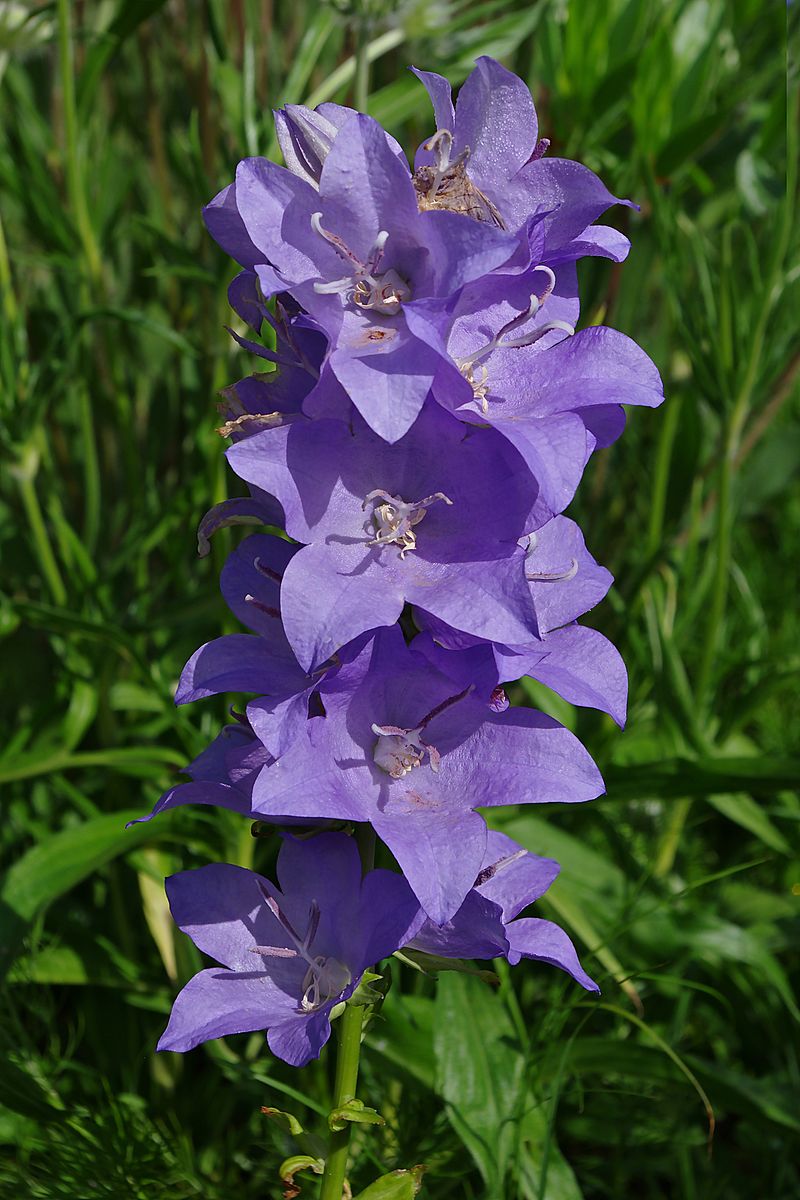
0,0 -> 798,1197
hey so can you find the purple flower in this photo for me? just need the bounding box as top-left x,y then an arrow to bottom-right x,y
415,515 -> 628,726
205,111 -> 524,442
273,101 -> 407,190
248,628 -> 603,923
409,829 -> 598,991
158,832 -> 422,1066
404,276 -> 663,519
412,57 -> 633,257
227,405 -> 541,671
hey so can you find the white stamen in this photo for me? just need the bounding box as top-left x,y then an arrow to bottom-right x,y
310,215 -> 410,313
256,885 -> 351,1013
526,557 -> 579,583
455,268 -> 573,408
363,489 -> 453,558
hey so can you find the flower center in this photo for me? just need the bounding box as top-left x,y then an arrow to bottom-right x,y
371,724 -> 439,778
412,129 -> 505,228
455,269 -> 575,412
371,684 -> 473,779
362,489 -> 452,558
251,886 -> 352,1013
311,213 -> 411,314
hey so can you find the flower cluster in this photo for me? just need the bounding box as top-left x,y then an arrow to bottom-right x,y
150,58 -> 662,1067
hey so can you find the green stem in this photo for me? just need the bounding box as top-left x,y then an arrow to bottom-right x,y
14,451 -> 68,608
319,1002 -> 364,1200
56,0 -> 102,284
646,393 -> 681,557
353,15 -> 370,113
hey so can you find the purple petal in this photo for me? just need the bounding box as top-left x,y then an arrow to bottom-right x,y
407,553 -> 539,648
505,917 -> 599,991
267,1010 -> 333,1067
476,830 -> 560,920
319,113 -> 417,259
203,183 -> 264,269
166,863 -> 294,970
454,56 -> 538,189
251,719 -> 369,822
443,708 -> 604,808
247,692 -> 311,758
372,807 -> 488,924
410,66 -> 455,143
410,890 -> 508,960
512,158 -> 634,253
356,868 -> 425,968
523,624 -> 628,727
526,517 -> 613,633
280,542 -> 404,672
176,635 -> 277,704
158,968 -> 299,1053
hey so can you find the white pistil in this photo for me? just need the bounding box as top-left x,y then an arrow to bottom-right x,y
525,533 -> 579,582
423,128 -> 470,199
310,213 -> 410,314
251,888 -> 351,1013
363,489 -> 453,558
455,267 -> 574,411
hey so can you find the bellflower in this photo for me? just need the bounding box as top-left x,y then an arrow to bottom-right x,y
410,829 -> 598,991
412,57 -> 633,259
247,628 -> 603,923
205,111 -> 523,443
406,282 -> 664,517
158,832 -> 422,1066
227,404 -> 542,671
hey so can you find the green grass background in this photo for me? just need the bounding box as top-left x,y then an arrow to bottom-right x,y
0,1 -> 798,1196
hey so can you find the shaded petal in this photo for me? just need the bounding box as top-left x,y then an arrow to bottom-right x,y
409,890 -> 508,960
203,183 -> 264,269
267,1009 -> 333,1067
247,692 -> 311,758
166,863 -> 295,970
356,868 -> 425,968
176,635 -> 277,704
130,779 -> 255,825
505,917 -> 599,991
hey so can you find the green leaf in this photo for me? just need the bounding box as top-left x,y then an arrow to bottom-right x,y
705,792 -> 791,854
261,1106 -> 304,1137
328,1098 -> 385,1132
353,1165 -> 427,1199
0,809 -> 176,978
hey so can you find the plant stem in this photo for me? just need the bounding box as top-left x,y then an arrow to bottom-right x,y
13,446 -> 68,608
353,11 -> 370,113
319,1001 -> 364,1200
56,0 -> 102,285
